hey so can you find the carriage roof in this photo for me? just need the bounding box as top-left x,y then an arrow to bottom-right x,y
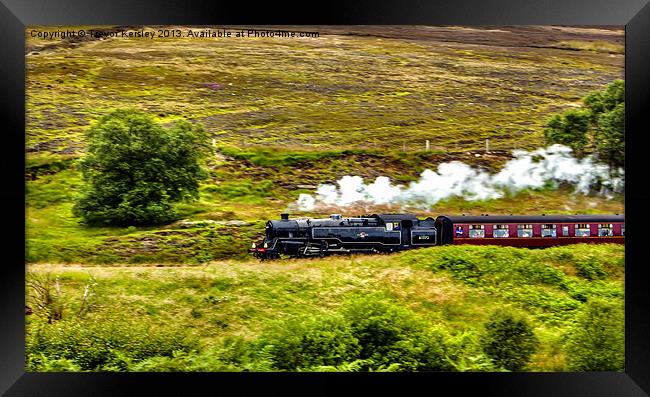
437,214 -> 624,224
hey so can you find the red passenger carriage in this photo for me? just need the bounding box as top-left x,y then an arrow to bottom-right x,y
434,214 -> 624,247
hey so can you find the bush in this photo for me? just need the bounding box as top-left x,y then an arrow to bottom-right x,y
481,310 -> 538,371
125,337 -> 273,372
565,298 -> 624,371
73,109 -> 209,226
256,314 -> 361,370
256,295 -> 452,372
26,355 -> 82,372
340,295 -> 451,371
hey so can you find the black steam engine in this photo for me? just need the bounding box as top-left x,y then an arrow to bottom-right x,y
250,213 -> 437,259
249,213 -> 624,259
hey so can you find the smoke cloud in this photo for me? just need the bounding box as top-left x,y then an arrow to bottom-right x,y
293,145 -> 624,211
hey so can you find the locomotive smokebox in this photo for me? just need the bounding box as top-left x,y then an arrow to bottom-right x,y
280,213 -> 289,221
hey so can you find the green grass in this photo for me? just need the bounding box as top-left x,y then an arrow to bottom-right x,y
26,244 -> 624,371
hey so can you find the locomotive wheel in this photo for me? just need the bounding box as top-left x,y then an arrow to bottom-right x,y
262,252 -> 280,260
319,241 -> 328,257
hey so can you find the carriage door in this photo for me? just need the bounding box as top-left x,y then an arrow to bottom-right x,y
400,220 -> 411,247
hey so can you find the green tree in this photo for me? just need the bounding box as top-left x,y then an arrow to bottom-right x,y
543,110 -> 590,155
544,79 -> 624,168
583,79 -> 625,119
73,109 -> 209,226
594,102 -> 625,168
565,299 -> 624,371
481,310 -> 538,371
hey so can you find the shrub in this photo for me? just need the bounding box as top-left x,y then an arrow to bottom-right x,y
255,295 -> 452,372
26,355 -> 83,372
130,336 -> 270,372
499,287 -> 580,324
481,310 -> 539,371
256,314 -> 361,370
565,298 -> 624,371
340,295 -> 451,371
26,272 -> 65,324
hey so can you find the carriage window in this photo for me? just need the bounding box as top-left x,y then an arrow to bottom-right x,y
541,224 -> 556,238
469,225 -> 485,238
493,224 -> 509,238
598,224 -> 613,237
455,226 -> 464,237
517,224 -> 533,238
622,224 -> 625,236
575,224 -> 591,237
562,226 -> 569,236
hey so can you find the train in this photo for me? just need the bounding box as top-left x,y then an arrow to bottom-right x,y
249,213 -> 625,259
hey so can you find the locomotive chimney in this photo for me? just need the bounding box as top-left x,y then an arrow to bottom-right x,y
280,213 -> 289,221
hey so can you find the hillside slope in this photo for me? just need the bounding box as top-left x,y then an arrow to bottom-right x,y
26,244 -> 624,372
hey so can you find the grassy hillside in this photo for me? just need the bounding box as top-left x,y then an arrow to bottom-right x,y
26,244 -> 624,372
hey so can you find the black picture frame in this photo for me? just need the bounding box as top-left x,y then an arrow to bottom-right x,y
2,0 -> 649,395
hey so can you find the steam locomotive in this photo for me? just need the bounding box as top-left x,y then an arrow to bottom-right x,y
249,213 -> 624,259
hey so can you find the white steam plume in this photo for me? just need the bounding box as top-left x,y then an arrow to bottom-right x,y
293,145 -> 624,211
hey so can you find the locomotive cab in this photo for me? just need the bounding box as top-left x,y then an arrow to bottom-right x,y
410,217 -> 437,246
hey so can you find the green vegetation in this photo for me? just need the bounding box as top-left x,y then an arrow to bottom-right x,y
565,298 -> 625,371
26,244 -> 624,372
481,310 -> 539,371
545,109 -> 591,155
25,26 -> 625,372
73,109 -> 209,225
544,80 -> 624,167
